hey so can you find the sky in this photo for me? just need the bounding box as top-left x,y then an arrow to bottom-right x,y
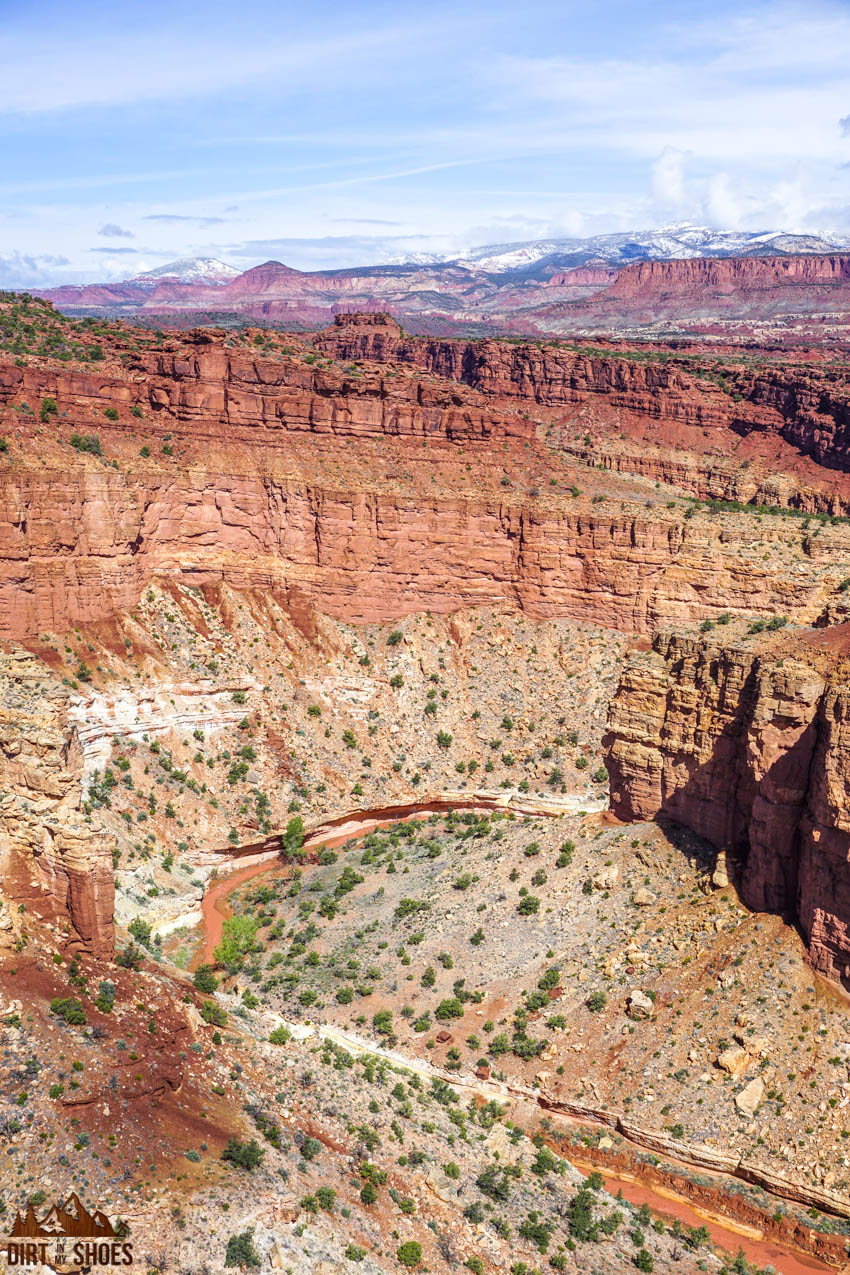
2,0 -> 849,286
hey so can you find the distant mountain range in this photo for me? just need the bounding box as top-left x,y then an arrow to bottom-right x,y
34,225 -> 850,341
398,224 -> 850,274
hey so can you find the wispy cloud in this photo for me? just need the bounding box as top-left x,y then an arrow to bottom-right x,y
98,223 -> 134,238
144,214 -> 228,225
0,10 -> 466,115
331,217 -> 404,226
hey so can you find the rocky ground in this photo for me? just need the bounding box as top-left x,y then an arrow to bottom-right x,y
0,937 -> 725,1275
217,807 -> 850,1203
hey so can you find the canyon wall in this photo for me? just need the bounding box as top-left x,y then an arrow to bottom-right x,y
318,314 -> 850,477
0,465 -> 838,642
605,254 -> 850,300
1,328 -> 846,641
556,442 -> 850,517
604,628 -> 850,985
0,650 -> 114,955
0,337 -> 535,445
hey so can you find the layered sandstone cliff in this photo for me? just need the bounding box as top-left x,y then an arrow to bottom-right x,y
318,314 -> 850,481
2,322 -> 847,641
1,461 -> 844,642
0,650 -> 114,954
605,254 -> 850,300
604,625 -> 850,985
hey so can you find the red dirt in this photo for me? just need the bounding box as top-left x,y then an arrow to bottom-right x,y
596,1170 -> 834,1275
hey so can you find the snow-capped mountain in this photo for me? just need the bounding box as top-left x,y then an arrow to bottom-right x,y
441,225 -> 850,275
130,257 -> 240,286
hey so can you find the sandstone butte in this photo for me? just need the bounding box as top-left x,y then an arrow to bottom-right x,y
1,305 -> 850,991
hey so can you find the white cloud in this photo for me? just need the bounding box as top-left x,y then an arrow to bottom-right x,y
651,149 -> 689,209
0,252 -> 71,287
704,173 -> 744,227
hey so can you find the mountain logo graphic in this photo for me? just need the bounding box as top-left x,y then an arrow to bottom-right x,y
9,1193 -> 116,1239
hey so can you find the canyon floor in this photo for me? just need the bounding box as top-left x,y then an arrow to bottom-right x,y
1,296 -> 850,1274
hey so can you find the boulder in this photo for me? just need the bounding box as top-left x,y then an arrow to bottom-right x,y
735,1076 -> 765,1118
626,989 -> 655,1020
592,866 -> 619,890
716,1045 -> 751,1076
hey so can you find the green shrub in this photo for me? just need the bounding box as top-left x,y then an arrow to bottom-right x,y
128,916 -> 152,948
373,1009 -> 394,1036
396,1241 -> 422,1268
224,1228 -> 261,1267
200,1000 -> 227,1027
94,980 -> 116,1013
269,1025 -> 291,1045
193,964 -> 218,993
49,997 -> 86,1026
221,1138 -> 264,1171
213,915 -> 258,972
69,433 -> 102,455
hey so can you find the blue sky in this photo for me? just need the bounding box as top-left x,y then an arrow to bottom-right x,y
2,0 -> 849,285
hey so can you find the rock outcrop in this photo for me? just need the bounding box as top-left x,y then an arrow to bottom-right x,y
0,651 -> 114,954
2,324 -> 847,641
319,314 -> 850,479
1,468 -> 841,641
604,625 -> 850,985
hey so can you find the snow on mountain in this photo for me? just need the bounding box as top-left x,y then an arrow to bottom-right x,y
409,225 -> 850,275
130,258 -> 240,286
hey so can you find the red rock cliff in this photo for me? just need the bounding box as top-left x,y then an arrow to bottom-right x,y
606,254 -> 850,299
0,651 -> 114,955
604,626 -> 850,986
0,330 -> 844,640
318,314 -> 850,479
